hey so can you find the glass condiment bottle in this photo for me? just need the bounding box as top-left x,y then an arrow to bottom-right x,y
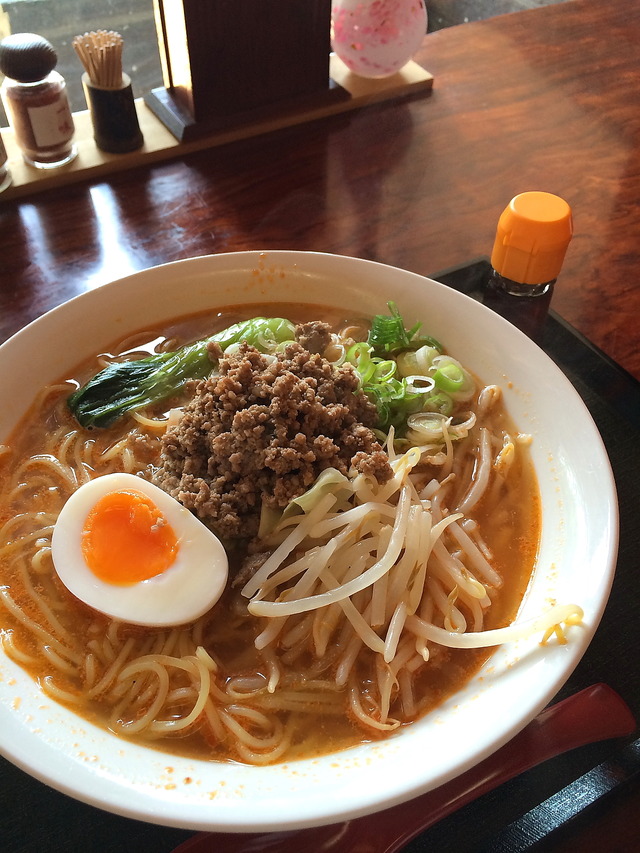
484,192 -> 573,340
0,133 -> 11,192
0,33 -> 77,169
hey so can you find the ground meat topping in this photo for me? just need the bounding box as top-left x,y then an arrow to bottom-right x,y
294,320 -> 332,354
153,341 -> 392,540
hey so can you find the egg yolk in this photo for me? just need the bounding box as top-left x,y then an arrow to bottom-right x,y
81,489 -> 179,585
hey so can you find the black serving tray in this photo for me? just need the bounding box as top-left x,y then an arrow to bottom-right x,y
400,261 -> 640,851
1,261 -> 639,853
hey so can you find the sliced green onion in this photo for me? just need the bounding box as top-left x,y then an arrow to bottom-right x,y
422,391 -> 454,416
409,334 -> 444,352
368,302 -> 444,358
431,355 -> 475,401
415,345 -> 441,373
346,342 -> 376,382
367,302 -> 411,355
433,363 -> 467,394
397,345 -> 441,379
345,304 -> 474,436
274,339 -> 297,353
363,377 -> 430,430
406,412 -> 451,440
396,350 -> 420,378
372,358 -> 397,382
404,375 -> 436,395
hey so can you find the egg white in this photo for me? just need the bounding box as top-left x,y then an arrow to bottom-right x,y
51,472 -> 229,627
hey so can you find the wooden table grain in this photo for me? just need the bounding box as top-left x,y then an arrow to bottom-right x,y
1,0 -> 639,381
0,1 -> 639,851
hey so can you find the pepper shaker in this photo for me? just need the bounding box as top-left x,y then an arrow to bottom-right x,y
0,33 -> 77,169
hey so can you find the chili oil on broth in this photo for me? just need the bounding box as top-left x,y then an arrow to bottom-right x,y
0,302 -> 541,764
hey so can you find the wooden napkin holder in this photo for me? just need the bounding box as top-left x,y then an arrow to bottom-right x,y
145,0 -> 349,141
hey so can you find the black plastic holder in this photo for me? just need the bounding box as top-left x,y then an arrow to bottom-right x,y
82,72 -> 144,154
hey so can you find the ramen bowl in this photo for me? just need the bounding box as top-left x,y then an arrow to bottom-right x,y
0,250 -> 617,832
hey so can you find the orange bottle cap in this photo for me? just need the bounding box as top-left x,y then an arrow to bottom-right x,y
490,192 -> 573,285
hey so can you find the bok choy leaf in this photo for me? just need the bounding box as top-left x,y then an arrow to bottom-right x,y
68,317 -> 296,428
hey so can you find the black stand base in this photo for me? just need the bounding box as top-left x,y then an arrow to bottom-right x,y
144,79 -> 351,143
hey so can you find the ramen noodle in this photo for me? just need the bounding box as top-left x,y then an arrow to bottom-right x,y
0,303 -> 582,764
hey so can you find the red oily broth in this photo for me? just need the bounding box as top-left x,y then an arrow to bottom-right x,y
0,303 -> 540,762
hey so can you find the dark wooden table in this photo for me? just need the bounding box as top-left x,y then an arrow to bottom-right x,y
1,0 -> 639,850
2,0 -> 639,382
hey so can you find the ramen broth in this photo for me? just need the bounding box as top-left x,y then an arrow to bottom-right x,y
0,303 -> 540,763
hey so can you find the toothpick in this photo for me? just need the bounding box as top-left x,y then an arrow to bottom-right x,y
73,30 -> 124,89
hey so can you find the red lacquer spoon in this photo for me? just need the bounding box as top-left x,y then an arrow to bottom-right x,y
172,683 -> 635,853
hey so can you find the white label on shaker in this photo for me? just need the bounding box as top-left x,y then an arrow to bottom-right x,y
27,98 -> 74,148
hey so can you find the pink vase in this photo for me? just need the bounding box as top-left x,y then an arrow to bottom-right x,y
331,0 -> 428,79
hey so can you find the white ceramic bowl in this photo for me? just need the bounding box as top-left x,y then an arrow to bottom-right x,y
0,251 -> 617,832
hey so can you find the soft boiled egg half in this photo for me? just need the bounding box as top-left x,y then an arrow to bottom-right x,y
51,472 -> 228,627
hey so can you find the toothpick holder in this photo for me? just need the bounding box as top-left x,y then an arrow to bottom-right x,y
82,72 -> 143,154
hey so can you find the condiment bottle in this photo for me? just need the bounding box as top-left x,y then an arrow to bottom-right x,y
0,33 -> 77,169
484,192 -> 573,340
0,134 -> 11,192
